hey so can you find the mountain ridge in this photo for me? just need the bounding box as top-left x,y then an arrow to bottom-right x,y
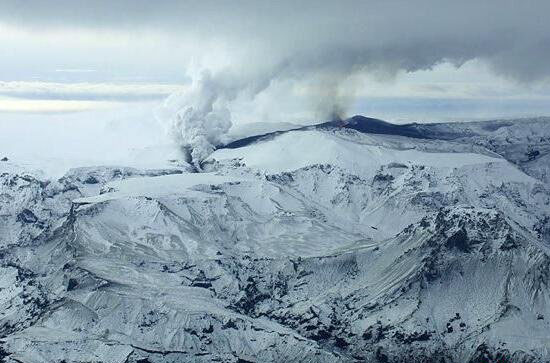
1,116 -> 550,362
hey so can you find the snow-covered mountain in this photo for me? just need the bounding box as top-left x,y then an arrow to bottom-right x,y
2,116 -> 550,362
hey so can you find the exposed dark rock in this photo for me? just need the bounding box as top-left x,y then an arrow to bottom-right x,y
500,234 -> 520,251
446,228 -> 470,252
67,278 -> 78,291
236,358 -> 255,363
527,149 -> 540,161
373,174 -> 395,183
375,347 -> 389,363
16,209 -> 38,224
394,330 -> 433,344
83,175 -> 100,184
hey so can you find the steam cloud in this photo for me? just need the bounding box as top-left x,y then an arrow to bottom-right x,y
159,69 -> 358,166
159,71 -> 232,169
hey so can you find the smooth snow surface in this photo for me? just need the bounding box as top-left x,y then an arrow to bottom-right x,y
212,129 -> 504,175
75,173 -> 249,204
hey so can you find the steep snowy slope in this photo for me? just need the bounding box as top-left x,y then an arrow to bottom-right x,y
1,116 -> 550,362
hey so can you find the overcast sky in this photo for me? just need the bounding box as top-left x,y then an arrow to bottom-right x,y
1,0 -> 550,122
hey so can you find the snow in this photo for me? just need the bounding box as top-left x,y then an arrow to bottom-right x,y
2,117 -> 550,362
211,129 -> 505,177
74,172 -> 249,204
0,103 -> 182,178
226,121 -> 302,142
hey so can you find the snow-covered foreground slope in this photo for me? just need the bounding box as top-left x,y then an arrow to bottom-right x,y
2,116 -> 550,362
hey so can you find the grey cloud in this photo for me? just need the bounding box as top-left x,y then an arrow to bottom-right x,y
1,0 -> 548,81
1,0 -> 550,119
0,81 -> 181,101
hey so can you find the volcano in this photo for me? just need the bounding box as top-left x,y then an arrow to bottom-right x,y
1,116 -> 550,362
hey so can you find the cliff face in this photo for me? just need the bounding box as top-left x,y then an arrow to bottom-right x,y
1,117 -> 550,362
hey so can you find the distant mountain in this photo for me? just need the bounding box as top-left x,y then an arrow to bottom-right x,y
1,116 -> 550,362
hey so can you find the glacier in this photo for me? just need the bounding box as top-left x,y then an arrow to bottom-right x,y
1,116 -> 550,362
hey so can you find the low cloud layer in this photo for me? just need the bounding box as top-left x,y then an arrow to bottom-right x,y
0,81 -> 180,101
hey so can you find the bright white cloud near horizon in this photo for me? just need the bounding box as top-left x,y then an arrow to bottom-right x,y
1,0 -> 550,175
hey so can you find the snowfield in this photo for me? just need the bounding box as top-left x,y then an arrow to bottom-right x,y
1,116 -> 550,362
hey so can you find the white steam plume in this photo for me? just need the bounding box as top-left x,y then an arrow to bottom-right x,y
158,71 -> 232,169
